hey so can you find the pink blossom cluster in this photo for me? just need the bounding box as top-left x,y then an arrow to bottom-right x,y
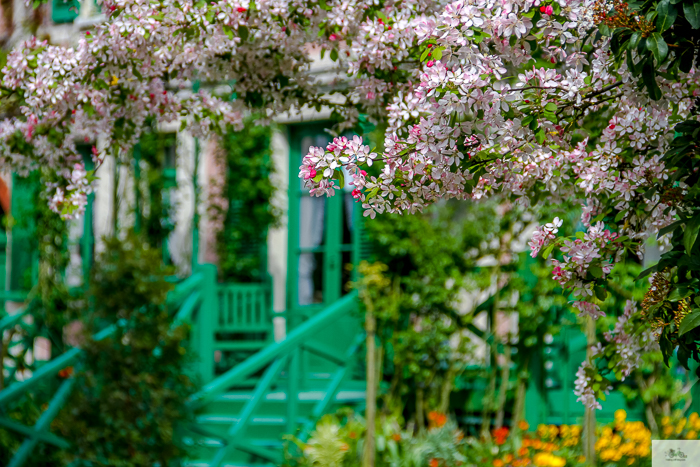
528,216 -> 562,258
601,300 -> 657,381
574,360 -> 610,410
2,0 -> 390,217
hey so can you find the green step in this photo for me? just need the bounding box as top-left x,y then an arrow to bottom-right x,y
182,437 -> 285,464
185,384 -> 366,465
199,388 -> 365,416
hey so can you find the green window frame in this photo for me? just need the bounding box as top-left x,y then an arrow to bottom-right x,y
51,0 -> 80,23
286,122 -> 369,325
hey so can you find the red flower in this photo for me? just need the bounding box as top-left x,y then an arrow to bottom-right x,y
492,427 -> 510,445
58,366 -> 74,379
430,459 -> 439,467
237,7 -> 247,12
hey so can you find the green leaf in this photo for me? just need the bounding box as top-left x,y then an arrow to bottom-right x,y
330,48 -> 338,61
642,63 -> 663,100
646,33 -> 669,64
542,243 -> 556,259
535,128 -> 545,144
679,309 -> 700,336
629,31 -> 642,50
684,214 -> 700,254
594,286 -> 607,301
655,0 -> 678,32
420,47 -> 431,61
685,0 -> 700,28
432,47 -> 443,60
312,172 -> 324,183
544,102 -> 557,112
238,25 -> 249,41
589,266 -> 603,278
335,169 -> 344,188
668,286 -> 691,302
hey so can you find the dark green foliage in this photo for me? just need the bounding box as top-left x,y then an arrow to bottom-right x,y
54,233 -> 195,466
212,120 -> 280,282
135,128 -> 178,249
362,200 -> 501,414
604,0 -> 700,365
0,394 -> 63,466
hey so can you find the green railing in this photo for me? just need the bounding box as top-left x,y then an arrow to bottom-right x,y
0,264 -> 218,467
185,291 -> 362,467
217,281 -> 272,334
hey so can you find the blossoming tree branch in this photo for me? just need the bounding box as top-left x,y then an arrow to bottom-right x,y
298,0 -> 700,407
1,0 -> 700,408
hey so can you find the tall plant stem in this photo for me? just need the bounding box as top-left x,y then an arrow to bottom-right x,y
511,356 -> 530,431
364,306 -> 377,467
584,316 -> 597,466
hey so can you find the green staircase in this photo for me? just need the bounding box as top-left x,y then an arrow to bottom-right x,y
182,289 -> 366,467
0,266 -> 366,467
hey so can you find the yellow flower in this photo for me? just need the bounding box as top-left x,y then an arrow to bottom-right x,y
663,426 -> 673,437
611,434 -> 622,447
110,75 -> 119,86
676,418 -> 687,434
626,458 -> 635,465
690,412 -> 698,424
662,416 -> 671,426
687,430 -> 697,440
533,452 -> 566,467
615,409 -> 627,421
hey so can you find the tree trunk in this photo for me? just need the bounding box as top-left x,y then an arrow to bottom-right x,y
511,356 -> 530,431
363,309 -> 377,467
583,317 -> 597,466
439,365 -> 456,413
480,294 -> 498,439
495,341 -> 512,428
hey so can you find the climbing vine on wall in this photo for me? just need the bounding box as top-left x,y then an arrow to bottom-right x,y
209,120 -> 280,282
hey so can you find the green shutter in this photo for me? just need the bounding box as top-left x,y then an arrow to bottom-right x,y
52,0 -> 79,23
9,174 -> 38,292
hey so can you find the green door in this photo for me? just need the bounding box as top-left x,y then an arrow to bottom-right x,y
287,123 -> 364,374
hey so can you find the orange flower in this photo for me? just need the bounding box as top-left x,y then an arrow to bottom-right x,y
430,458 -> 439,467
58,366 -> 73,379
505,454 -> 514,462
340,443 -> 349,452
349,431 -> 357,439
519,421 -> 530,431
392,433 -> 401,442
518,447 -> 529,457
428,411 -> 448,428
493,460 -> 505,467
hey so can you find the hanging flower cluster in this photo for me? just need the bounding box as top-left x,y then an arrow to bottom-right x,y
299,0 -> 698,334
